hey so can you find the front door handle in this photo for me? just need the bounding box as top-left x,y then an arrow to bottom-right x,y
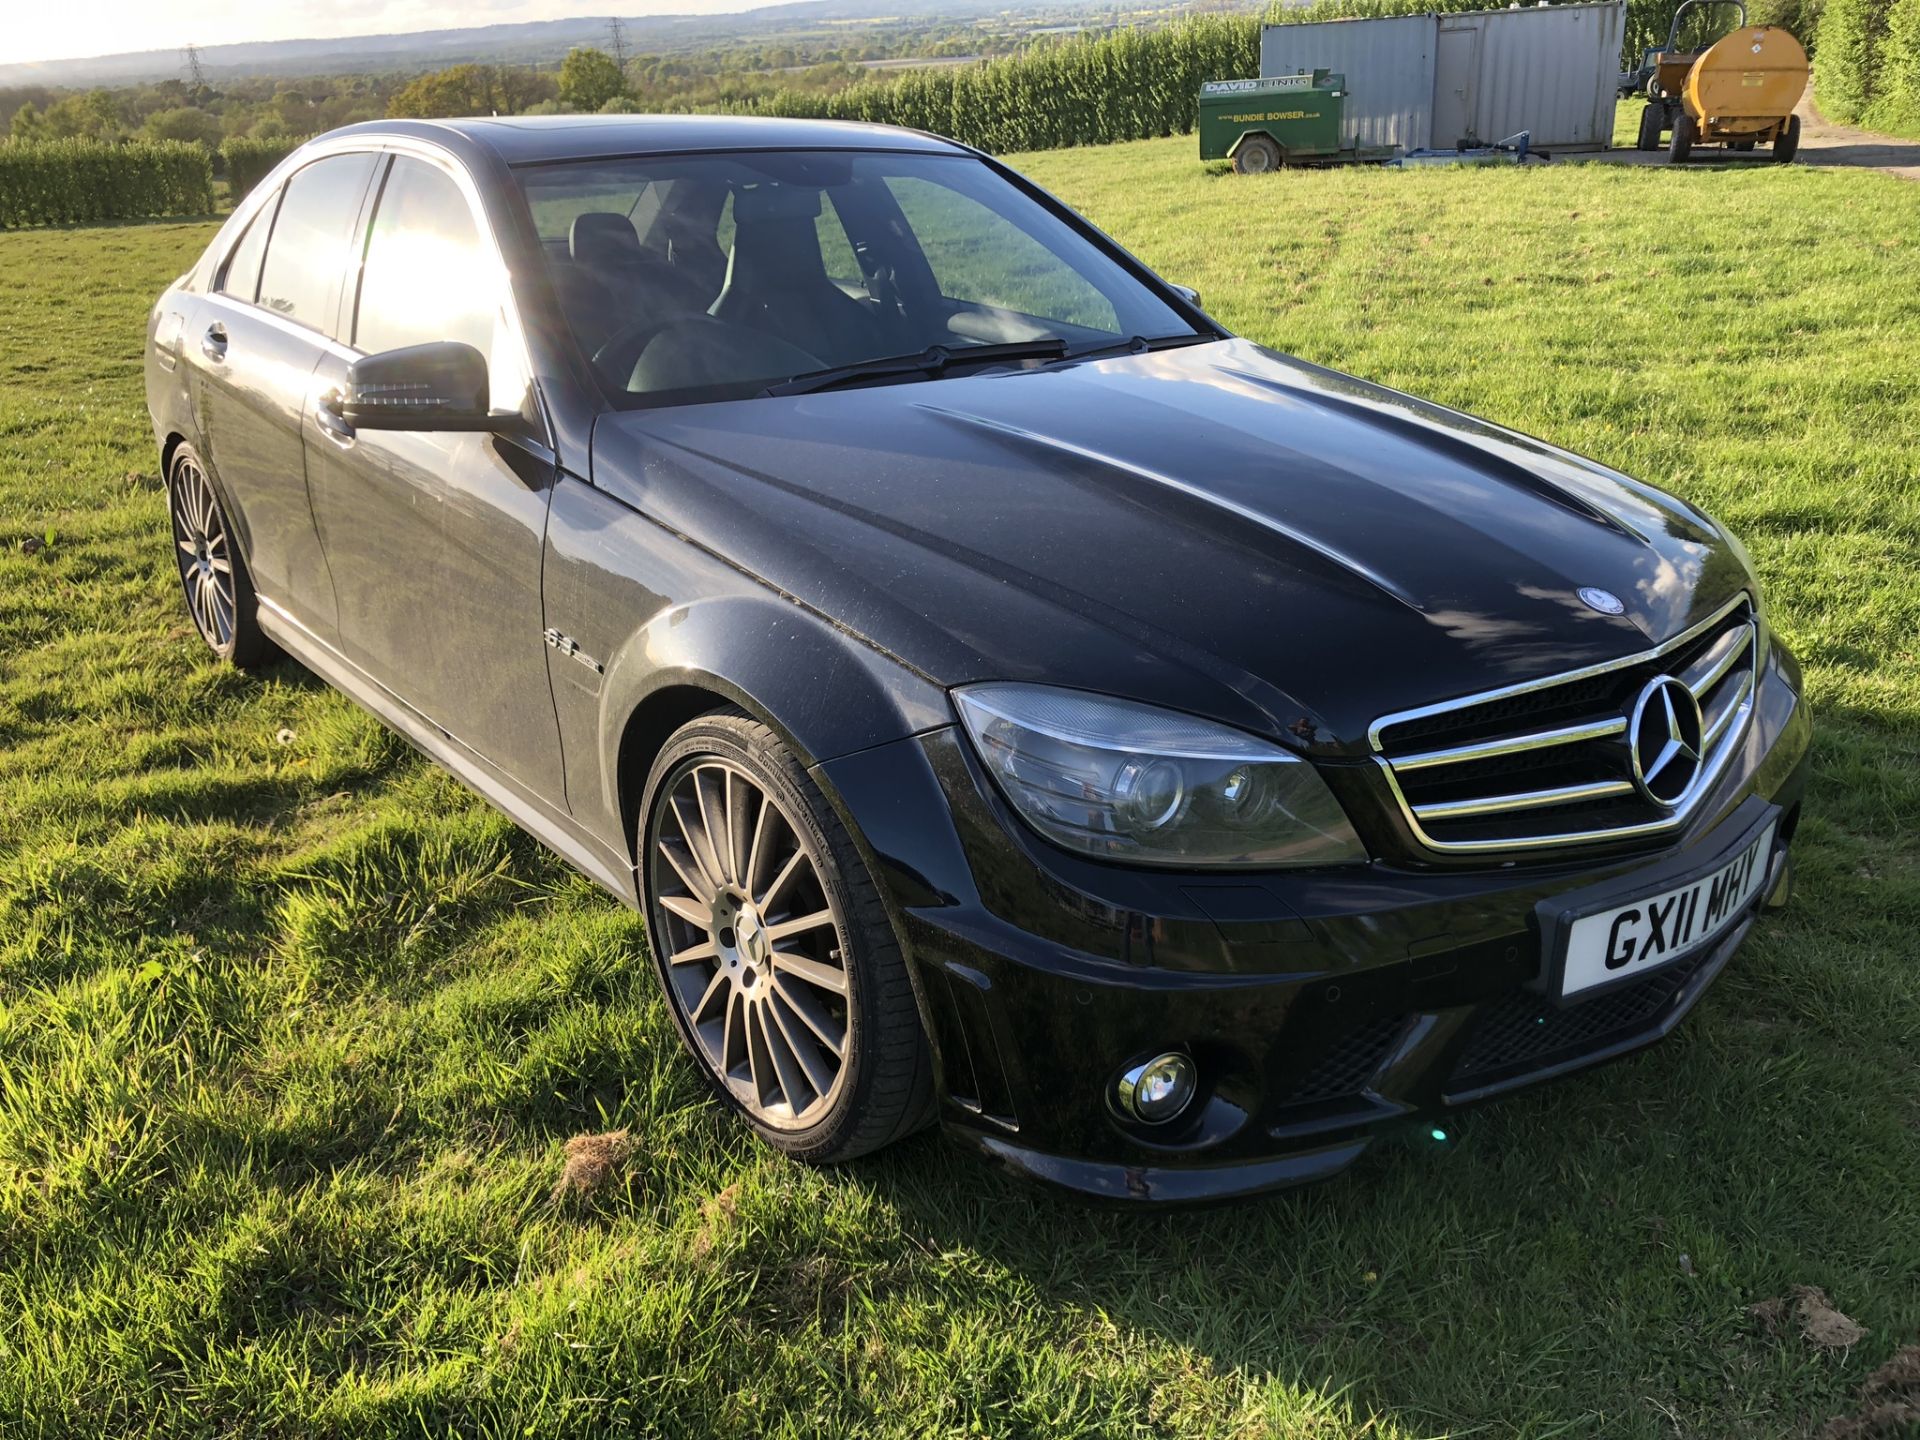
200,323 -> 228,362
314,388 -> 356,447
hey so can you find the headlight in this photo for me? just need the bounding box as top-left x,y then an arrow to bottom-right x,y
953,684 -> 1366,869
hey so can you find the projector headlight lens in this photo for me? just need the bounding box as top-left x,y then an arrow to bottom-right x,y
954,684 -> 1365,869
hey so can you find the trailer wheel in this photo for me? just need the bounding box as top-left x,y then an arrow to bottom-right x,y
1636,104 -> 1664,151
1669,111 -> 1696,163
1773,113 -> 1801,164
1233,135 -> 1283,176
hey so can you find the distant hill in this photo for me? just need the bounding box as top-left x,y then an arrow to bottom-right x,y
0,0 -> 1130,89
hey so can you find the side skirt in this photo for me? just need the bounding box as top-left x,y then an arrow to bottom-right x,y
256,596 -> 641,908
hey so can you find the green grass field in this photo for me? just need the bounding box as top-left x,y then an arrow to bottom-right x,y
2,137 -> 1918,1438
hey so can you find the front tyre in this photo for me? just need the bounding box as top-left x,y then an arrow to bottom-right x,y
640,709 -> 931,1162
166,443 -> 274,668
1636,103 -> 1663,152
1668,111 -> 1696,163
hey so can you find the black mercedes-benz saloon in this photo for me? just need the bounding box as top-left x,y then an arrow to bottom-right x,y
146,115 -> 1810,1202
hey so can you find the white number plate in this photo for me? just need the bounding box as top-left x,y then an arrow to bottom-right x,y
1560,821 -> 1776,998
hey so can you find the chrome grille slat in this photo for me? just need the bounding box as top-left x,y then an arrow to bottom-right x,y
1412,779 -> 1637,822
1702,666 -> 1754,748
1394,716 -> 1627,772
1684,625 -> 1747,698
1371,594 -> 1759,857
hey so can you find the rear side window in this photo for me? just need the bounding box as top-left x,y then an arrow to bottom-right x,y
217,196 -> 275,302
255,152 -> 379,336
353,156 -> 495,358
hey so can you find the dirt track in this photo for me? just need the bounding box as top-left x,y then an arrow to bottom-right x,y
1565,98 -> 1920,179
1790,98 -> 1920,182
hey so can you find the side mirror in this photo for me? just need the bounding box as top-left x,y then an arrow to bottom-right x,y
338,341 -> 497,432
1169,284 -> 1203,311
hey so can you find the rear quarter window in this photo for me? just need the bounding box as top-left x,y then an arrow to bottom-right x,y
217,197 -> 276,303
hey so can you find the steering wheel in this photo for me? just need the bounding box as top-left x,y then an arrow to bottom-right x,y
590,316 -> 676,390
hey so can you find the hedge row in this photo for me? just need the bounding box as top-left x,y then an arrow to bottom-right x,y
700,15 -> 1262,154
219,135 -> 306,202
1816,0 -> 1920,131
0,139 -> 213,227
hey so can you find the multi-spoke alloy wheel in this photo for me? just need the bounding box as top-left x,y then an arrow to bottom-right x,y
165,445 -> 272,667
641,710 -> 931,1160
651,757 -> 851,1129
170,452 -> 236,650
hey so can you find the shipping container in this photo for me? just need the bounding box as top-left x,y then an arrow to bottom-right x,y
1261,2 -> 1625,153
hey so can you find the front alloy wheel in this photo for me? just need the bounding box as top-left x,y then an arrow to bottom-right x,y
641,710 -> 930,1160
653,755 -> 850,1128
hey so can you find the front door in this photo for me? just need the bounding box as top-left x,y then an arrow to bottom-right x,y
186,152 -> 381,643
305,152 -> 565,803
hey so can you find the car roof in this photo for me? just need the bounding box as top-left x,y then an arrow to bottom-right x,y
322,113 -> 972,166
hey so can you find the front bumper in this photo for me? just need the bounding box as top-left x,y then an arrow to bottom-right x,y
817,642 -> 1811,1204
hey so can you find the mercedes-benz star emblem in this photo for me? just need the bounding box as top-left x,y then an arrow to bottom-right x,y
1628,676 -> 1705,808
1578,586 -> 1625,615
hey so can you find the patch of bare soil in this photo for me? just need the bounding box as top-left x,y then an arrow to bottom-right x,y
1749,1286 -> 1869,1350
549,1129 -> 634,1202
1819,1345 -> 1920,1440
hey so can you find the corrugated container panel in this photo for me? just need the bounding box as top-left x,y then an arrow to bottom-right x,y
1262,3 -> 1624,154
1457,3 -> 1624,150
1261,15 -> 1437,152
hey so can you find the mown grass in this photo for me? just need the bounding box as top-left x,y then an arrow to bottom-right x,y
1,140 -> 1917,1438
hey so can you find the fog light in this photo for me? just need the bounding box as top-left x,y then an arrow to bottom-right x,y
1116,1051 -> 1197,1124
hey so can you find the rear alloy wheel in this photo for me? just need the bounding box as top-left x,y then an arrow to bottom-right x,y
1668,111 -> 1696,164
641,710 -> 930,1161
1774,113 -> 1801,164
167,444 -> 273,668
1233,134 -> 1283,176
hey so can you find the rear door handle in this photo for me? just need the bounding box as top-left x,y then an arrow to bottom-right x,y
200,323 -> 228,362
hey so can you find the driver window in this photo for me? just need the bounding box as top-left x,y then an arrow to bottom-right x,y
884,175 -> 1117,332
355,156 -> 527,413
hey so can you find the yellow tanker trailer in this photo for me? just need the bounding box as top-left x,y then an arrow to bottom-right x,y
1634,0 -> 1808,163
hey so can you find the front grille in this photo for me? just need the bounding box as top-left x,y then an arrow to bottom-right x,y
1450,955 -> 1706,1087
1372,595 -> 1758,857
1282,1013 -> 1409,1105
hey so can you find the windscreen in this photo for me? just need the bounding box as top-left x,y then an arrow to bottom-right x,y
516,149 -> 1199,407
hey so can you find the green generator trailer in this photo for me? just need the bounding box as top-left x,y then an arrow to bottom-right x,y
1198,72 -> 1388,173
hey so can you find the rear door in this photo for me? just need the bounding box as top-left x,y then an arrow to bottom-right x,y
185,152 -> 380,645
305,150 -> 566,802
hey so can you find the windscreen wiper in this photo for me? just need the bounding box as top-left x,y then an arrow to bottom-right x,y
1055,332 -> 1217,365
761,339 -> 1070,398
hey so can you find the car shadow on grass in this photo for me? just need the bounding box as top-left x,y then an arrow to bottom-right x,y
833,922 -> 1916,1434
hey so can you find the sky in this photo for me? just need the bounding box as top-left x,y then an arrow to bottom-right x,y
11,1 -> 770,66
